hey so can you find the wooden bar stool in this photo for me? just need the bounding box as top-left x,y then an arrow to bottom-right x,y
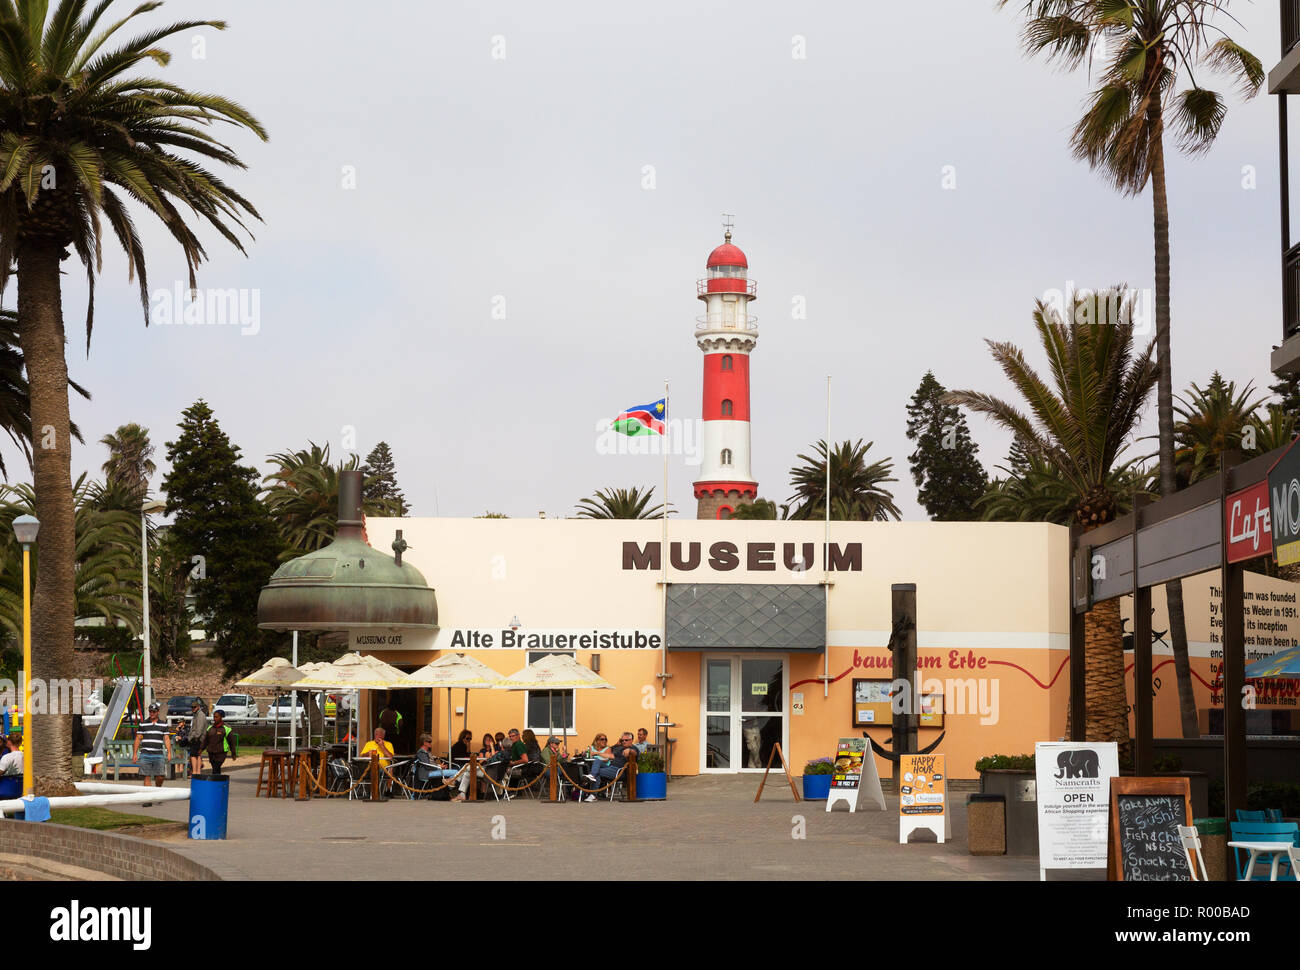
257,750 -> 289,798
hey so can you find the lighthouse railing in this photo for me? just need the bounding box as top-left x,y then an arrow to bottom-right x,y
695,314 -> 758,332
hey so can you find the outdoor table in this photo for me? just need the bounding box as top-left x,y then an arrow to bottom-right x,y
1228,840 -> 1295,881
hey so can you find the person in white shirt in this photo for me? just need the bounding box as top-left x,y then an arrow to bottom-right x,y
0,733 -> 22,775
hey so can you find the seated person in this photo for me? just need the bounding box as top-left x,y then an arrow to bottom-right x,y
450,729 -> 473,762
581,733 -> 610,782
540,735 -> 580,793
635,727 -> 651,753
0,733 -> 21,775
359,727 -> 394,768
510,729 -> 546,788
414,734 -> 459,791
587,731 -> 636,801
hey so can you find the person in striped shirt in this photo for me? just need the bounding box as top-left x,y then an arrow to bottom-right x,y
132,701 -> 172,787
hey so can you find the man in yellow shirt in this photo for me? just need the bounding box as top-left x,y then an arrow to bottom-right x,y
359,727 -> 394,767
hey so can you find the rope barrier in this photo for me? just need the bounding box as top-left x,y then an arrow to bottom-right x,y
379,760 -> 469,795
558,763 -> 625,796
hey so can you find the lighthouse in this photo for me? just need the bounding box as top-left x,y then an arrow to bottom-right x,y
693,227 -> 758,519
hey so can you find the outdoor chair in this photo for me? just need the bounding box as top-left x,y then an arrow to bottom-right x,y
1229,821 -> 1299,880
1237,810 -> 1266,822
409,757 -> 455,800
325,758 -> 351,795
1177,825 -> 1209,881
504,761 -> 545,800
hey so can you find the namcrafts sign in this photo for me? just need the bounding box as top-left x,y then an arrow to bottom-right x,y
1034,741 -> 1118,880
825,737 -> 885,813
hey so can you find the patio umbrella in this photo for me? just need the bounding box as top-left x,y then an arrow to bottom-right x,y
1245,645 -> 1300,679
401,653 -> 504,762
496,653 -> 614,745
236,657 -> 307,750
291,654 -> 412,756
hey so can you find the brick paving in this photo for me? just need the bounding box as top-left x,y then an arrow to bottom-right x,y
104,768 -> 1059,880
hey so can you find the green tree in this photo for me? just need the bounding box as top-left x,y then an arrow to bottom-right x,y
145,526 -> 194,667
362,442 -> 410,516
574,486 -> 668,520
998,0 -> 1263,744
262,442 -> 396,558
905,371 -> 988,520
1268,372 -> 1300,425
0,2 -> 265,793
99,423 -> 155,510
1171,373 -> 1264,485
729,498 -> 781,520
163,401 -> 284,677
1249,405 -> 1298,455
979,452 -> 1152,524
945,288 -> 1157,754
0,474 -> 140,640
787,440 -> 901,521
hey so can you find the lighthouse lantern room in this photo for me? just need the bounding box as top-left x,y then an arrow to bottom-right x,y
693,225 -> 759,519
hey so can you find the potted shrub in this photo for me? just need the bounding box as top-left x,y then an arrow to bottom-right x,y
802,757 -> 834,800
636,749 -> 666,800
976,753 -> 1037,855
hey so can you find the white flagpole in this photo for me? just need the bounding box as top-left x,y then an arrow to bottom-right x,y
824,376 -> 831,698
661,378 -> 670,697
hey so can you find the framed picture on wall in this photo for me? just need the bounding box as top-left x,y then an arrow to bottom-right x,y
852,678 -> 893,728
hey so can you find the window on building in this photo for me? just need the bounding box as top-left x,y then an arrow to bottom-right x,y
526,650 -> 575,734
718,505 -> 733,520
721,448 -> 732,465
721,355 -> 733,371
721,399 -> 733,416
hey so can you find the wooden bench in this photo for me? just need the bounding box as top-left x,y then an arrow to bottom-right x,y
104,739 -> 186,781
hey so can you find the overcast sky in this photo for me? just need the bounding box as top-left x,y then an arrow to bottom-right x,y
20,0 -> 1289,520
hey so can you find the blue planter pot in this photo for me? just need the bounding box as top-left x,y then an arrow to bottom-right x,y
802,774 -> 832,800
637,772 -> 667,800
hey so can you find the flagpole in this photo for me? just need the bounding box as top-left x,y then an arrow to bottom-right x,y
824,375 -> 831,698
661,378 -> 670,698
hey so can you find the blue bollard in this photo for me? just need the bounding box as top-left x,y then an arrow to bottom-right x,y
189,775 -> 229,840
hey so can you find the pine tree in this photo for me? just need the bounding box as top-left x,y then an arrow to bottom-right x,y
905,371 -> 988,520
1269,372 -> 1300,424
362,441 -> 411,515
162,401 -> 287,676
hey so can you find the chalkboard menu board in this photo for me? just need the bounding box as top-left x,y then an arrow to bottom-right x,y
1107,777 -> 1194,882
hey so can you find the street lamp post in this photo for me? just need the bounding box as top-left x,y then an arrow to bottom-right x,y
12,514 -> 38,797
140,500 -> 166,712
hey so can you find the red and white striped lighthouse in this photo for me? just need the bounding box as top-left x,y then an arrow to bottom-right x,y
693,228 -> 758,519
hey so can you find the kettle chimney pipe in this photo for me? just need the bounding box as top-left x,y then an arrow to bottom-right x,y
336,469 -> 364,541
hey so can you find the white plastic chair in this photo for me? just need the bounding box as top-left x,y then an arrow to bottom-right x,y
1178,824 -> 1209,881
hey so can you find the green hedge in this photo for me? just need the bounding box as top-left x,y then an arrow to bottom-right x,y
1209,781 -> 1300,818
975,753 -> 1035,772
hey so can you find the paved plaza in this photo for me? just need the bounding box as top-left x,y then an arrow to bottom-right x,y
107,766 -> 1055,880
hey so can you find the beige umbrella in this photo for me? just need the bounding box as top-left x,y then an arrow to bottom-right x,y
235,657 -> 306,749
401,653 -> 504,762
291,654 -> 412,756
496,653 -> 614,744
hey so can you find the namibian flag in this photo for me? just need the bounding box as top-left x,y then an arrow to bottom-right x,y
612,398 -> 667,436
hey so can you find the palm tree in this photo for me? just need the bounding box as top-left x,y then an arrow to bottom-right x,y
945,288 -> 1157,754
0,2 -> 266,793
1249,405 -> 1298,455
0,308 -> 90,476
787,440 -> 901,521
99,423 -> 155,509
262,443 -> 397,558
1170,373 -> 1264,486
979,452 -> 1153,525
998,1 -> 1263,744
730,498 -> 782,520
0,474 -> 140,638
574,486 -> 668,520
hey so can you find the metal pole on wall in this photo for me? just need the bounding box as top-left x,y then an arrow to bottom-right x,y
1220,450 -> 1247,879
661,377 -> 670,698
290,630 -> 298,755
824,376 -> 831,697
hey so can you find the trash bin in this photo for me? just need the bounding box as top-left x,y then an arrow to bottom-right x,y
968,793 -> 1006,856
189,775 -> 229,840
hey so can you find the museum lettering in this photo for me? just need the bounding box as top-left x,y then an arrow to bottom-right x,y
621,540 -> 863,572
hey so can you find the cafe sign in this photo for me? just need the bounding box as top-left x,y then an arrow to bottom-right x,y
1268,438 -> 1300,566
1226,481 -> 1271,564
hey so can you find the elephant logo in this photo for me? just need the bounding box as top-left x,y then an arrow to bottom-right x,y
1054,749 -> 1099,779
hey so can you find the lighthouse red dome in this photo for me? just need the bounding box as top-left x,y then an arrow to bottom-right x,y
706,242 -> 748,269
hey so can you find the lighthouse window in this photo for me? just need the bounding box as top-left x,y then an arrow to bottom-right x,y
721,448 -> 733,465
721,399 -> 733,416
721,355 -> 733,371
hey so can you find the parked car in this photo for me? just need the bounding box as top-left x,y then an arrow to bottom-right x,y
212,693 -> 260,721
266,694 -> 321,722
165,695 -> 205,723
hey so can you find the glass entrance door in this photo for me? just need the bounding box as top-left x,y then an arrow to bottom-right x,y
701,655 -> 787,771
